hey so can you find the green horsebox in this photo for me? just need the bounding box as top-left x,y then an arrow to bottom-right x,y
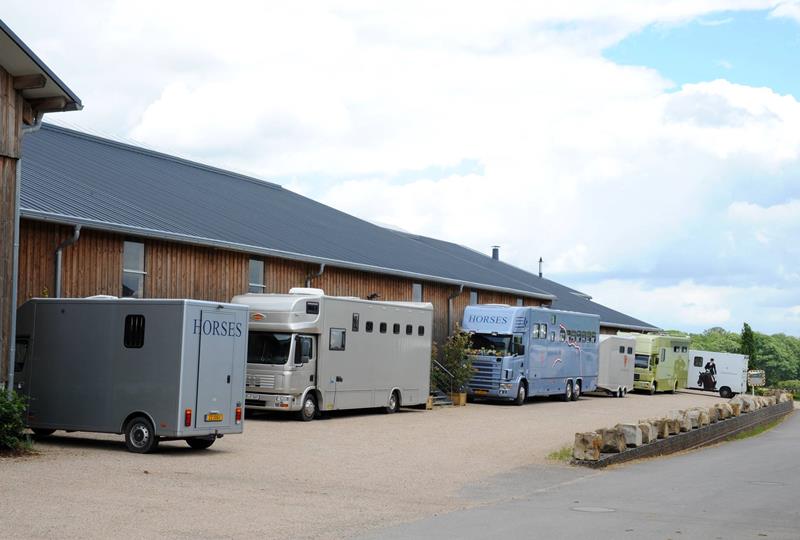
623,333 -> 689,394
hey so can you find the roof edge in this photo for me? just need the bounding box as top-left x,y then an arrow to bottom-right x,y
600,321 -> 661,333
20,211 -> 557,301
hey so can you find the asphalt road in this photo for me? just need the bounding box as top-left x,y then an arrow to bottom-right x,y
363,410 -> 799,540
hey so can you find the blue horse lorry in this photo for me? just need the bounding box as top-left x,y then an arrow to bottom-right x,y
462,305 -> 600,404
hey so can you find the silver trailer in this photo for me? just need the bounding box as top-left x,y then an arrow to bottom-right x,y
232,289 -> 432,421
592,335 -> 636,397
14,298 -> 248,453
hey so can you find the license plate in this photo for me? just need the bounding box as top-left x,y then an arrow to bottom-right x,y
245,393 -> 263,400
205,413 -> 224,422
474,389 -> 488,395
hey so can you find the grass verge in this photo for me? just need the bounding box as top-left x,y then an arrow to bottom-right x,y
726,416 -> 786,442
547,445 -> 573,462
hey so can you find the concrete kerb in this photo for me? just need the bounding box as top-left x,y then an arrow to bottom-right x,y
572,400 -> 794,469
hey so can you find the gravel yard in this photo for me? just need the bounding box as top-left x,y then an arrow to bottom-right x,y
1,391 -> 726,539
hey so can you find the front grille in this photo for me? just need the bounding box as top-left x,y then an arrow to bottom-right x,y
469,358 -> 502,390
247,374 -> 275,389
245,399 -> 265,407
634,374 -> 640,381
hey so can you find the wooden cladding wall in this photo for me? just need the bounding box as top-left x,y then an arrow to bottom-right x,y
17,220 -> 553,348
0,66 -> 23,159
146,240 -> 248,300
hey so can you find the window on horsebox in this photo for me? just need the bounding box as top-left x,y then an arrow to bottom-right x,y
619,345 -> 625,354
694,356 -> 703,367
559,328 -> 566,342
393,323 -> 400,335
532,323 -> 540,339
627,347 -> 633,354
124,315 -> 146,348
550,331 -> 555,341
412,283 -> 423,302
329,328 -> 346,351
365,321 -> 374,333
541,324 -> 547,338
122,241 -> 146,298
248,258 -> 266,293
379,322 -> 387,334
352,313 -> 360,332
418,325 -> 425,336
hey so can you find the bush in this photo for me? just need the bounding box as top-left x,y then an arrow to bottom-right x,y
431,329 -> 473,393
0,390 -> 28,452
775,380 -> 800,399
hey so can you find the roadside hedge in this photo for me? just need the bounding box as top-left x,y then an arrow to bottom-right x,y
0,390 -> 28,452
775,380 -> 800,399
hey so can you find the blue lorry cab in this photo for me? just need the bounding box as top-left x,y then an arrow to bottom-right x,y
462,305 -> 600,404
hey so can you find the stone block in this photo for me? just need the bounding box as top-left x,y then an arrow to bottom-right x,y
730,402 -> 741,417
716,403 -> 733,420
573,432 -> 602,461
686,409 -> 701,429
667,419 -> 681,435
638,422 -> 657,444
615,423 -> 643,447
708,406 -> 719,423
655,419 -> 670,439
598,427 -> 627,453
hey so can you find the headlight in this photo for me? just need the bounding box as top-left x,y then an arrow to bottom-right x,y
499,383 -> 512,390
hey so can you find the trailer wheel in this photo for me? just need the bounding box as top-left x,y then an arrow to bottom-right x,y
186,436 -> 215,450
32,428 -> 55,437
385,390 -> 400,414
513,382 -> 527,406
622,387 -> 628,398
562,381 -> 573,402
124,416 -> 159,454
299,394 -> 318,422
719,387 -> 733,399
571,380 -> 581,401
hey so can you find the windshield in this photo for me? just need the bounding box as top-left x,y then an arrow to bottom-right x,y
248,332 -> 292,365
634,354 -> 650,369
468,333 -> 511,355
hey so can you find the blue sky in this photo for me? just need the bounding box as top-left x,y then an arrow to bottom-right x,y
606,10 -> 800,99
5,1 -> 800,336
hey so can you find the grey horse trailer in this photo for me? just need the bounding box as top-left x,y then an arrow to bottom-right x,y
14,298 -> 248,453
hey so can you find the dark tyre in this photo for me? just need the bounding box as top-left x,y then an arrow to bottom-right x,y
514,382 -> 527,406
186,436 -> 215,450
385,390 -> 400,414
668,381 -> 678,394
124,416 -> 159,454
299,394 -> 318,422
32,428 -> 55,437
719,387 -> 733,399
571,380 -> 581,401
616,388 -> 623,398
562,381 -> 573,402
622,387 -> 628,398
649,383 -> 657,396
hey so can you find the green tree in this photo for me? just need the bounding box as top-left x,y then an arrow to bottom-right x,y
740,322 -> 756,362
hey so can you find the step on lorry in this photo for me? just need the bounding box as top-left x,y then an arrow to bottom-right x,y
463,305 -> 599,404
14,298 -> 248,453
687,349 -> 748,398
625,333 -> 689,394
232,288 -> 432,420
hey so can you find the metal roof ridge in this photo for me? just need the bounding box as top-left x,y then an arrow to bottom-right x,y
38,123 -> 284,191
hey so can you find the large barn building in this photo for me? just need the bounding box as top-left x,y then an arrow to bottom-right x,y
14,124 -> 658,351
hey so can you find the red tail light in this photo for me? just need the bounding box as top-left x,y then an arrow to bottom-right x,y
235,405 -> 242,424
185,408 -> 192,427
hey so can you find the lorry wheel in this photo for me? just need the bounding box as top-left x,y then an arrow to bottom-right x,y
186,437 -> 215,450
124,416 -> 159,454
719,387 -> 733,399
668,381 -> 677,394
571,381 -> 581,401
385,390 -> 400,414
616,388 -> 622,398
32,428 -> 55,437
622,387 -> 627,398
299,394 -> 318,422
562,381 -> 573,402
514,383 -> 527,406
649,383 -> 657,396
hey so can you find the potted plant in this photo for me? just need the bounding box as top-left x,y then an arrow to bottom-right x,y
431,328 -> 473,406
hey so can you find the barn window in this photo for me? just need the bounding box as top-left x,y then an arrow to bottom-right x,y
516,298 -> 523,306
124,315 -> 146,348
329,328 -> 346,351
412,283 -> 423,302
122,241 -> 146,298
248,258 -> 266,293
469,291 -> 478,305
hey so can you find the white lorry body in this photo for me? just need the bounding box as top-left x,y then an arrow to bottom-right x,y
231,289 -> 433,420
688,349 -> 748,398
593,335 -> 636,397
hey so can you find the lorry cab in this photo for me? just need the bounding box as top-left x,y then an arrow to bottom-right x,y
627,333 -> 689,394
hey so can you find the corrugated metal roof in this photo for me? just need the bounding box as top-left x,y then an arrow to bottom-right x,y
19,124 -> 658,330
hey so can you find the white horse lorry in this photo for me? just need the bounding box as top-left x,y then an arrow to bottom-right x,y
14,298 -> 248,453
687,349 -> 749,398
589,334 -> 636,397
232,289 -> 433,421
